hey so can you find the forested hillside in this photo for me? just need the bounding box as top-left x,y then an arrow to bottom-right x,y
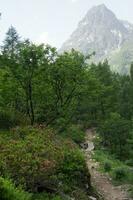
0,26 -> 133,199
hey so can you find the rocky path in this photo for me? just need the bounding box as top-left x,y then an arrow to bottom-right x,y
84,129 -> 132,200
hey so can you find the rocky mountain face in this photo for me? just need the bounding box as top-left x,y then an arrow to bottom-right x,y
61,4 -> 133,74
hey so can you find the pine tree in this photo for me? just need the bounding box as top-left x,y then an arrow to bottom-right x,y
2,26 -> 20,57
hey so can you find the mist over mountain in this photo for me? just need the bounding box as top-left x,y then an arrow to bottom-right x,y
61,4 -> 133,74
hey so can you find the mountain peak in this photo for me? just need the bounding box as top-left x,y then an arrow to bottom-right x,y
60,5 -> 133,74
90,4 -> 112,13
85,4 -> 116,21
93,4 -> 108,10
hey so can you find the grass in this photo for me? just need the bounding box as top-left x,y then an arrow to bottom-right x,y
92,149 -> 133,185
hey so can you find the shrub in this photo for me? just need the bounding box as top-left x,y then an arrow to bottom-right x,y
113,167 -> 127,180
0,110 -> 15,129
99,113 -> 131,160
62,125 -> 85,144
60,149 -> 86,176
59,149 -> 91,192
125,159 -> 133,167
0,110 -> 28,129
0,177 -> 31,200
128,169 -> 133,184
0,127 -> 90,196
0,127 -> 64,192
103,161 -> 112,172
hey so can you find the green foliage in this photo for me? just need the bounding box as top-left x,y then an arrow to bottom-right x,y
103,161 -> 112,172
1,29 -> 87,127
60,149 -> 86,177
0,177 -> 31,200
0,110 -> 27,129
62,125 -> 85,144
0,127 -> 90,198
0,127 -> 64,191
58,148 -> 91,199
0,110 -> 16,129
93,149 -> 133,185
1,26 -> 133,198
113,167 -> 127,181
125,159 -> 133,167
99,112 -> 131,159
2,26 -> 20,57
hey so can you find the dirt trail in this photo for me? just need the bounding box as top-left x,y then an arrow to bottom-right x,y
84,129 -> 132,200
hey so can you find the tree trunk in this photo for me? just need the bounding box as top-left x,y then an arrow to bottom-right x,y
26,91 -> 31,118
101,101 -> 105,118
28,82 -> 34,125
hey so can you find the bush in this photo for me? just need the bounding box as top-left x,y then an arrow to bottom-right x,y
60,149 -> 86,176
125,159 -> 133,167
62,125 -> 85,144
0,127 -> 90,196
0,110 -> 15,129
0,110 -> 28,129
128,169 -> 133,184
0,177 -> 31,200
113,167 -> 127,180
103,161 -> 112,172
59,149 -> 91,193
0,127 -> 64,192
99,113 -> 131,160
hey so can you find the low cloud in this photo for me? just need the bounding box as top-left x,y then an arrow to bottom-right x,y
35,32 -> 58,48
35,32 -> 49,45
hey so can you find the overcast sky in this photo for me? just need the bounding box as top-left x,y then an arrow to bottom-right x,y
0,0 -> 133,48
